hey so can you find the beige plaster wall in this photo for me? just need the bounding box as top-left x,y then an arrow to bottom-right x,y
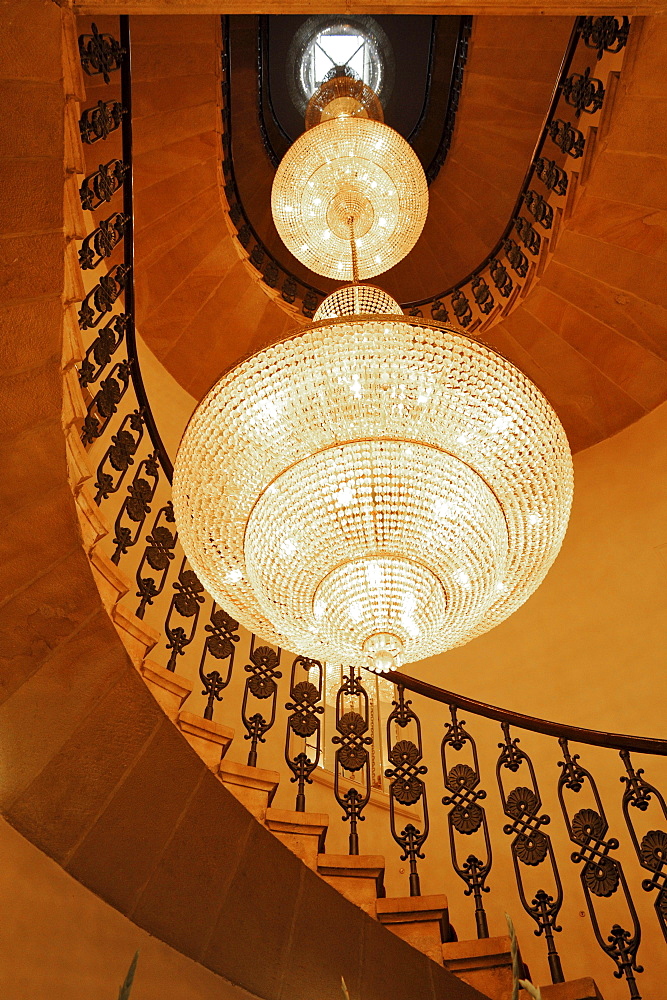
0,818 -> 260,1000
415,399 -> 667,736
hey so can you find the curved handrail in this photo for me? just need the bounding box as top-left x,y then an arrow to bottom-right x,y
393,670 -> 667,755
120,17 -> 173,481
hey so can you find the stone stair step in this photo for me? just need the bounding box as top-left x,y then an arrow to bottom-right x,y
442,935 -> 514,1000
219,758 -> 279,821
111,601 -> 160,666
376,894 -> 449,966
317,853 -> 385,917
178,710 -> 233,771
141,658 -> 192,719
264,808 -> 328,868
520,979 -> 603,1000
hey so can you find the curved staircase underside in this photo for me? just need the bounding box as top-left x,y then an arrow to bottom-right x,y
130,13 -> 667,454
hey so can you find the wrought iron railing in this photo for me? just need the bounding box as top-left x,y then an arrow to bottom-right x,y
66,15 -> 667,1000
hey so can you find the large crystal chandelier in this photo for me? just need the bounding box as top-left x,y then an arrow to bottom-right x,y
173,76 -> 573,673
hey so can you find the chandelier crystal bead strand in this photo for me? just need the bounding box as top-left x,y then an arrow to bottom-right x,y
174,76 -> 573,674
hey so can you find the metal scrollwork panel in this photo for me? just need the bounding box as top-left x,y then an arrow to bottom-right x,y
93,408 -> 144,506
79,212 -> 129,270
78,264 -> 130,330
78,313 -> 128,388
431,299 -> 449,322
78,23 -> 125,83
547,119 -> 585,159
135,501 -> 177,619
620,750 -> 667,944
581,16 -> 630,59
450,289 -> 473,328
533,157 -> 569,196
442,706 -> 492,938
79,159 -> 128,212
497,723 -> 565,984
199,605 -> 240,721
110,451 -> 159,565
489,258 -> 513,298
386,685 -> 429,896
514,216 -> 541,256
81,359 -> 131,445
523,190 -> 554,230
562,67 -> 605,118
285,656 -> 324,811
471,276 -> 494,315
332,666 -> 373,855
558,739 -> 643,999
79,99 -> 126,145
241,636 -> 282,767
164,558 -> 205,672
503,239 -> 529,278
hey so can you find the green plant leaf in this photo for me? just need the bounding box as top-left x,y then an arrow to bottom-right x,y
519,978 -> 542,1000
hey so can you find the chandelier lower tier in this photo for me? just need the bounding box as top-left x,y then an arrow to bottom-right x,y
173,313 -> 573,672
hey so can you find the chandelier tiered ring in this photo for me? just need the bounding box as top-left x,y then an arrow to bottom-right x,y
174,77 -> 573,673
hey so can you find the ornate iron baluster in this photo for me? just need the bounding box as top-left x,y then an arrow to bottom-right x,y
424,15 -> 472,184
78,264 -> 130,330
94,409 -> 144,506
110,452 -> 159,565
514,217 -> 541,256
79,99 -> 126,144
135,501 -> 177,618
241,636 -> 282,766
281,276 -> 297,304
78,313 -> 128,388
385,684 -> 429,896
562,67 -> 605,117
503,239 -> 529,278
164,558 -> 205,672
547,119 -> 585,159
79,159 -> 128,212
471,276 -> 494,315
262,259 -> 279,288
450,289 -> 472,328
581,16 -> 630,59
497,723 -> 565,984
78,23 -> 125,83
199,605 -> 240,721
533,157 -> 569,196
302,291 -> 319,319
78,212 -> 129,270
285,656 -> 324,811
81,359 -> 131,445
557,739 -> 643,999
431,299 -> 449,322
523,190 -> 553,230
441,706 -> 492,938
332,666 -> 372,855
489,258 -> 513,298
619,750 -> 667,942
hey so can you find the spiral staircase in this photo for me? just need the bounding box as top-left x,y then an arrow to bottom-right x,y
2,4 -> 667,1000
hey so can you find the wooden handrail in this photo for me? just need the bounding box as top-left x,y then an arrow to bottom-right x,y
393,670 -> 667,755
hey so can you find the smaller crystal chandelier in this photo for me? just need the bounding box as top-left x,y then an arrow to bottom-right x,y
173,76 -> 573,673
